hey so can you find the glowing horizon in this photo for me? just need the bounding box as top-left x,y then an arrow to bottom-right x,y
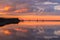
0,15 -> 60,20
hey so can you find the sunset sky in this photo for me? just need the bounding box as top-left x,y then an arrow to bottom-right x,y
0,0 -> 60,15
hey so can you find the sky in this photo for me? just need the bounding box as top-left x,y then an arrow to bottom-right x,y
0,0 -> 60,15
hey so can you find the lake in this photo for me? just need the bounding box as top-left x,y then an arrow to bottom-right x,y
0,21 -> 60,40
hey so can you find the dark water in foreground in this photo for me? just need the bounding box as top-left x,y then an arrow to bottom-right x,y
0,21 -> 60,40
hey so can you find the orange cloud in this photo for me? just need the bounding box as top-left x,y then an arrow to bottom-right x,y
4,5 -> 12,11
0,12 -> 8,14
0,12 -> 4,14
14,8 -> 28,13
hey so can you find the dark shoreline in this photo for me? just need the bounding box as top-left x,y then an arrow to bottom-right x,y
0,18 -> 22,26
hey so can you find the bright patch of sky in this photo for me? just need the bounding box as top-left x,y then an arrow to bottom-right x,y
54,5 -> 60,10
43,2 -> 58,5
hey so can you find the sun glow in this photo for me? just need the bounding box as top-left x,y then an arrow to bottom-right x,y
4,6 -> 12,11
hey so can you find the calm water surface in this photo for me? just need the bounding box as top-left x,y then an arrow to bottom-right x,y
0,21 -> 60,40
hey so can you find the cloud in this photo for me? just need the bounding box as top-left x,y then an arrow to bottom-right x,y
54,5 -> 60,10
54,30 -> 60,35
0,2 -> 31,15
43,2 -> 59,5
14,8 -> 29,13
0,0 -> 60,15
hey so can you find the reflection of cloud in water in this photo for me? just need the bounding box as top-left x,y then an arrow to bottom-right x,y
0,27 -> 29,40
54,30 -> 60,35
2,29 -> 11,35
0,25 -> 60,40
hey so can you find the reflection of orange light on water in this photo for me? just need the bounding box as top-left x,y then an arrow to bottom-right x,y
15,8 -> 28,13
2,30 -> 11,35
18,15 -> 60,20
4,6 -> 11,11
15,28 -> 22,31
15,28 -> 28,33
18,21 -> 60,26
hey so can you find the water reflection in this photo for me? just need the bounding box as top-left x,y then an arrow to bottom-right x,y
0,21 -> 60,40
19,21 -> 60,26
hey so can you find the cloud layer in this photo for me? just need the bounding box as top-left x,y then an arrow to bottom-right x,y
0,0 -> 60,15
